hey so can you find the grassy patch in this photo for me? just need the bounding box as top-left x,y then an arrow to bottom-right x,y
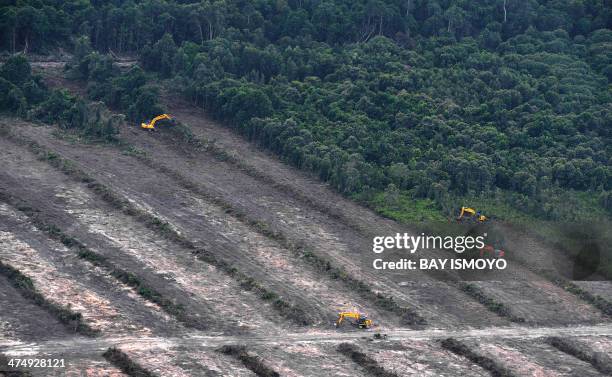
369,192 -> 446,223
461,190 -> 609,225
121,145 -> 147,157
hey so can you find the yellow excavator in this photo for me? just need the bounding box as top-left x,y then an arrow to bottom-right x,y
335,312 -> 373,329
457,206 -> 487,222
141,114 -> 171,130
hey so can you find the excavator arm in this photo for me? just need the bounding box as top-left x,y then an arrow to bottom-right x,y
457,207 -> 487,222
141,114 -> 171,129
457,207 -> 475,220
336,312 -> 358,326
335,312 -> 372,329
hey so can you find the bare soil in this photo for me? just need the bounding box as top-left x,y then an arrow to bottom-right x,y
0,64 -> 608,375
466,338 -> 607,376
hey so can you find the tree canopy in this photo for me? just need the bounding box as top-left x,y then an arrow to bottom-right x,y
1,0 -> 610,220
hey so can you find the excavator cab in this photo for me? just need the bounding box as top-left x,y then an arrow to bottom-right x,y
335,312 -> 373,329
475,211 -> 487,222
141,114 -> 172,130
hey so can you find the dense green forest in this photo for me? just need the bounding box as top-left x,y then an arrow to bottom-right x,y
1,0 -> 611,222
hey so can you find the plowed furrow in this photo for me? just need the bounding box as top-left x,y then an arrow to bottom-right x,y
0,222 -> 170,336
5,123 -> 397,328
0,136 -> 290,334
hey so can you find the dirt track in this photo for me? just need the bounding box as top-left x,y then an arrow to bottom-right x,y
0,64 -> 610,376
2,325 -> 611,376
3,324 -> 612,354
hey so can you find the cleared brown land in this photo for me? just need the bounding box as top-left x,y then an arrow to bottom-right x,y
0,65 -> 610,375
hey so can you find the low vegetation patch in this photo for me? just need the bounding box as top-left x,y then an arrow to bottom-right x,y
0,259 -> 97,336
0,55 -> 121,142
543,274 -> 612,318
103,348 -> 156,377
561,282 -> 612,317
546,337 -> 612,375
457,283 -> 525,323
217,345 -> 279,377
337,343 -> 399,377
440,338 -> 516,377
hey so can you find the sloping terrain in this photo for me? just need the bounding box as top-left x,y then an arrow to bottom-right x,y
0,66 -> 610,376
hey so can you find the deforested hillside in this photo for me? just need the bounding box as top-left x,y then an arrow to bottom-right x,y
1,0 -> 611,223
0,1 -> 611,376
